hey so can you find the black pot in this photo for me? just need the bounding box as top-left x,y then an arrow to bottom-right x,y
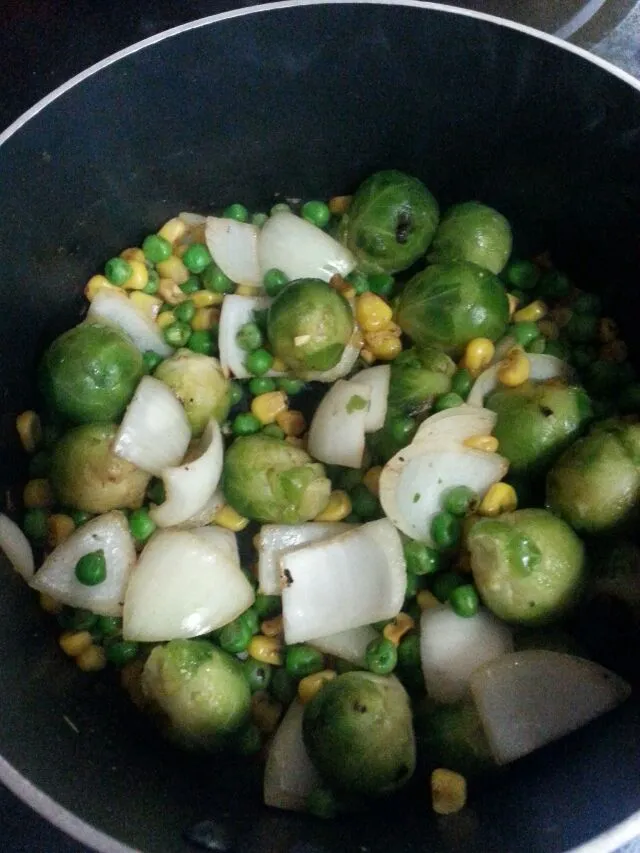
1,3 -> 640,851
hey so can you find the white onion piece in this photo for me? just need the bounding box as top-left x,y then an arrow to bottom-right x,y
413,405 -> 497,448
281,519 -> 406,644
113,376 -> 191,477
205,217 -> 261,286
149,420 -> 224,528
309,625 -> 378,666
258,522 -> 353,595
467,354 -> 572,407
190,526 -> 240,568
379,444 -> 508,544
179,211 -> 206,227
349,365 -> 390,433
264,700 -> 321,812
0,514 -> 34,581
30,512 -> 135,616
301,333 -> 362,383
123,529 -> 254,641
87,290 -> 172,356
307,379 -> 371,469
470,650 -> 631,765
420,605 -> 513,703
258,211 -> 356,283
173,489 -> 225,529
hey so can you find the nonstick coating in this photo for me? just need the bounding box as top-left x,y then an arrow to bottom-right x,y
1,3 -> 640,852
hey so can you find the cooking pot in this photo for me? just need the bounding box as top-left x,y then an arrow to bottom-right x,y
1,2 -> 640,851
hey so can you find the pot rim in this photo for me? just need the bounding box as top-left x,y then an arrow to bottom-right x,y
1,2 -> 639,851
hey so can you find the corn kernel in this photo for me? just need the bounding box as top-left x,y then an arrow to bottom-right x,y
601,340 -> 627,363
23,478 -> 54,509
156,255 -> 189,285
271,357 -> 288,373
497,346 -> 530,387
251,391 -> 288,425
156,310 -> 176,330
507,292 -> 520,318
76,645 -> 107,673
551,305 -> 573,328
213,504 -> 250,532
461,338 -> 495,376
385,321 -> 403,338
192,290 -> 223,308
431,768 -> 467,815
84,275 -> 121,302
537,319 -> 559,340
236,284 -> 258,296
298,670 -> 337,704
356,292 -> 394,333
120,247 -> 146,263
158,217 -> 188,244
478,482 -> 518,517
129,291 -> 163,320
59,630 -> 93,658
314,490 -> 351,522
16,410 -> 42,454
328,195 -> 352,215
251,691 -> 283,734
514,299 -> 548,323
276,409 -> 306,437
158,277 -> 186,305
463,435 -> 499,453
39,592 -> 62,614
363,466 -> 382,496
598,317 -> 618,343
260,616 -> 283,638
417,590 -> 441,611
383,612 -> 415,646
122,259 -> 149,291
248,635 -> 283,666
191,307 -> 217,331
47,513 -> 76,548
359,347 -> 376,365
365,331 -> 402,361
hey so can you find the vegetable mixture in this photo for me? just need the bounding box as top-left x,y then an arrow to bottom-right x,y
3,170 -> 638,819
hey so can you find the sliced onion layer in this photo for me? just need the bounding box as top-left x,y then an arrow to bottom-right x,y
264,700 -> 321,812
307,379 -> 371,469
218,294 -> 284,379
205,217 -> 261,287
113,376 -> 191,477
87,290 -> 172,356
470,650 -> 631,765
30,512 -> 136,616
149,419 -> 224,528
413,405 -> 497,448
0,513 -> 34,581
123,529 -> 254,641
190,526 -> 240,568
349,365 -> 390,433
281,519 -> 406,644
467,354 -> 572,407
173,489 -> 225,529
309,625 -> 378,667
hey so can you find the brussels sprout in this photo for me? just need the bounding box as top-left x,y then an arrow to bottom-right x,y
222,434 -> 331,523
141,639 -> 251,751
468,509 -> 585,625
387,347 -> 456,416
154,349 -> 230,436
486,381 -> 592,477
50,423 -> 149,513
302,671 -> 416,797
546,420 -> 640,534
39,322 -> 143,424
338,170 -> 439,274
266,279 -> 354,374
427,202 -> 512,274
413,697 -> 495,777
395,262 -> 509,354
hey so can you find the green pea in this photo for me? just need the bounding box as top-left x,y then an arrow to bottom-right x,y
571,345 -> 597,370
336,468 -> 362,492
66,609 -> 99,631
164,321 -> 191,348
307,786 -> 338,820
245,348 -> 274,377
22,508 -> 48,542
252,308 -> 268,331
349,484 -> 379,519
180,275 -> 201,295
565,313 -> 598,343
573,293 -> 602,315
174,300 -> 195,323
346,271 -> 370,294
344,513 -> 361,524
537,269 -> 571,299
74,550 -> 107,586
235,723 -> 262,756
285,644 -> 325,680
450,368 -> 473,401
503,259 -> 540,291
270,202 -> 291,215
431,571 -> 464,603
236,322 -> 263,352
143,270 -> 160,295
254,594 -> 282,620
443,486 -> 477,517
105,641 -> 139,667
263,268 -> 289,297
202,264 -> 234,294
128,507 -> 156,543
104,257 -> 131,285
433,392 -> 464,413
188,330 -> 215,355
146,479 -> 165,505
271,667 -> 297,704
142,350 -> 163,374
218,617 -> 253,654
243,658 -> 272,692
403,541 -> 440,575
301,200 -> 331,228
242,607 -> 260,636
389,415 -> 416,445
365,636 -> 397,675
397,633 -> 421,670
232,413 -> 262,436
229,381 -> 244,407
251,212 -> 268,228
142,234 -> 172,263
276,377 -> 304,395
95,615 -> 122,638
449,584 -> 480,617
543,339 -> 570,360
526,337 -> 546,354
367,273 -> 394,298
405,570 -> 421,599
431,511 -> 461,549
512,321 -> 539,348
70,509 -> 91,527
223,203 -> 249,222
249,377 -> 276,396
183,243 -> 213,274
262,424 -> 285,439
28,451 -> 51,478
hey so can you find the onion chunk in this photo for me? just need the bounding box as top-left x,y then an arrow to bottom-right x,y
0,513 -> 34,581
307,379 -> 371,469
87,290 -> 172,356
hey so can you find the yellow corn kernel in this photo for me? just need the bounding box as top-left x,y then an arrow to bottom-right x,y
251,391 -> 288,425
76,645 -> 107,673
47,513 -> 76,548
478,482 -> 518,517
507,292 -> 520,318
514,299 -> 548,323
158,277 -> 186,305
359,347 -> 376,365
497,346 -> 530,387
356,292 -> 394,333
121,660 -> 147,709
328,195 -> 352,215
174,243 -> 188,258
260,616 -> 283,638
156,310 -> 176,330
601,340 -> 627,363
271,357 -> 288,373
59,631 -> 93,658
156,255 -> 189,285
463,435 -> 499,453
23,478 -> 54,509
383,612 -> 415,647
16,410 -> 42,454
385,321 -> 403,338
276,410 -> 306,437
120,247 -> 146,263
39,592 -> 62,615
129,291 -> 163,320
213,504 -> 250,532
158,217 -> 188,244
251,691 -> 283,734
248,635 -> 283,666
236,284 -> 258,296
363,466 -> 382,496
365,331 -> 402,361
84,275 -> 121,302
417,590 -> 440,611
122,259 -> 149,291
550,305 -> 573,328
598,317 -> 618,343
191,307 -> 217,331
298,670 -> 337,704
314,490 -> 352,522
461,338 -> 495,376
537,319 -> 559,341
431,768 -> 467,815
192,290 -> 223,308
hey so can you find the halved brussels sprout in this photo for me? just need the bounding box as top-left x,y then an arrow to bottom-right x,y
154,349 -> 231,436
387,346 -> 456,416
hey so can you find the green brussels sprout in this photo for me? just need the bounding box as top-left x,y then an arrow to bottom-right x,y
222,434 -> 331,523
427,201 -> 512,274
154,349 -> 230,436
39,322 -> 143,423
546,419 -> 640,534
387,346 -> 456,416
50,423 -> 149,513
395,262 -> 509,354
302,671 -> 416,797
141,639 -> 251,751
266,279 -> 354,374
486,381 -> 593,477
468,508 -> 585,625
338,170 -> 439,274
413,697 -> 495,777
